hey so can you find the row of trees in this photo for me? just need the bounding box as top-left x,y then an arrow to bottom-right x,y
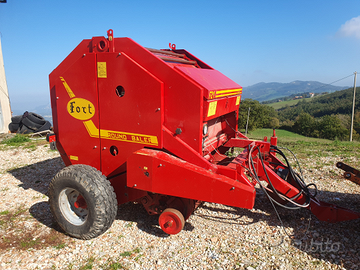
292,112 -> 349,140
238,97 -> 360,141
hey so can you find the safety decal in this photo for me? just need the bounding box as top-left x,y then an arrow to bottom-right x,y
61,76 -> 158,146
236,96 -> 241,105
208,88 -> 242,99
207,101 -> 217,117
97,62 -> 107,78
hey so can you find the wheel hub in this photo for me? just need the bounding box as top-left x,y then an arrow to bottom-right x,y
59,188 -> 88,226
159,208 -> 185,235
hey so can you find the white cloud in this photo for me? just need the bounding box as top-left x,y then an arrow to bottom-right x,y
338,16 -> 360,39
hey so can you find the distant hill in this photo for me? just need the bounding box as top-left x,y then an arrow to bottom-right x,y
242,80 -> 347,102
276,87 -> 360,122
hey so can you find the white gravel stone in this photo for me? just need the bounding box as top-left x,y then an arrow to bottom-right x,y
0,143 -> 359,269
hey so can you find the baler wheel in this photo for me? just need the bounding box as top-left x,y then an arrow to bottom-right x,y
159,208 -> 185,235
48,164 -> 117,239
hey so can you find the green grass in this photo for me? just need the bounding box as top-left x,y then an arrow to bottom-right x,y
1,134 -> 31,146
99,259 -> 125,270
20,238 -> 40,248
266,95 -> 323,110
79,257 -> 95,270
54,243 -> 67,249
0,134 -> 48,150
119,251 -> 132,257
267,99 -> 305,109
245,128 -> 360,160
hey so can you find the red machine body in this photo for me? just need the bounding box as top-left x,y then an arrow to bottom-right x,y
49,30 -> 359,236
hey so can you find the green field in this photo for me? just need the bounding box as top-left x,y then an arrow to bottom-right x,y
243,128 -> 360,161
265,92 -> 332,110
266,98 -> 308,109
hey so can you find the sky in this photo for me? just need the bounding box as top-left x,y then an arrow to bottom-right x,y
0,0 -> 360,111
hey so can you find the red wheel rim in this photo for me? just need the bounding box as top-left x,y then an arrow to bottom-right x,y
159,208 -> 185,235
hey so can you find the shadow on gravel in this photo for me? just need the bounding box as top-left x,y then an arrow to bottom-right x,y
29,201 -> 66,234
8,157 -> 67,234
115,202 -> 195,238
8,156 -> 65,195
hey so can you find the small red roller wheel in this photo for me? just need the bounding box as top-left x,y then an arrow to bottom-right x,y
159,208 -> 185,235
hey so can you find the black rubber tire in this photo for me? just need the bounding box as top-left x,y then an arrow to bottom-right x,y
8,122 -> 20,132
27,112 -> 46,126
48,164 -> 118,239
36,121 -> 51,132
17,124 -> 35,134
21,116 -> 43,130
11,115 -> 22,124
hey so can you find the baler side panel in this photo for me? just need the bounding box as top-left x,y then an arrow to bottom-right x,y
114,38 -> 204,154
109,173 -> 147,205
175,66 -> 242,121
127,149 -> 256,209
49,52 -> 101,169
96,52 -> 164,177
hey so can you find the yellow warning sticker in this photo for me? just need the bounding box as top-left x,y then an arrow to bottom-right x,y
236,96 -> 241,105
207,101 -> 217,117
70,155 -> 79,161
97,62 -> 107,78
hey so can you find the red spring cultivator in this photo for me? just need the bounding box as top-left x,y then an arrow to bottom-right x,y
47,30 -> 360,239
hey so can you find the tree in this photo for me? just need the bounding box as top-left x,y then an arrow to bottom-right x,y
268,117 -> 280,129
292,112 -> 316,137
238,99 -> 279,131
318,115 -> 348,140
354,111 -> 360,135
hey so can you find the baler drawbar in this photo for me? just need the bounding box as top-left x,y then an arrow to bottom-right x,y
47,30 -> 360,239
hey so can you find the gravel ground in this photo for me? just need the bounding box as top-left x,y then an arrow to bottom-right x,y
0,142 -> 359,270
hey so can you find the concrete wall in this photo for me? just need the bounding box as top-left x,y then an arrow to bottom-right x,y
0,37 -> 11,133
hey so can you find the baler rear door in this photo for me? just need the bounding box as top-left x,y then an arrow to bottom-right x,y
49,52 -> 101,169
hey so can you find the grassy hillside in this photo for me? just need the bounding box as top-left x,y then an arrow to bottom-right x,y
245,128 -> 360,160
267,99 -> 306,110
277,87 -> 359,121
267,94 -> 326,110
